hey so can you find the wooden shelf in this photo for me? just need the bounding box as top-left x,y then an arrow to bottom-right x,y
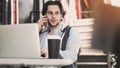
81,11 -> 95,13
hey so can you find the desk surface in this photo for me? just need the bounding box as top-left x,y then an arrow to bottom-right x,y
0,58 -> 72,66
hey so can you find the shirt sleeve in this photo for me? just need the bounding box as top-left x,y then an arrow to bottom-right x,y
60,28 -> 80,63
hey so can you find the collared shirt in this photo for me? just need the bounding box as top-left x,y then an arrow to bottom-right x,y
39,23 -> 80,63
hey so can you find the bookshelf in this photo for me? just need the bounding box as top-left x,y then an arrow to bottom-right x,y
80,0 -> 100,19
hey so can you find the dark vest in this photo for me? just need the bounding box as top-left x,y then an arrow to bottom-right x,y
61,25 -> 78,68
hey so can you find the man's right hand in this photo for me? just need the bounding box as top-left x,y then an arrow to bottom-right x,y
37,15 -> 48,31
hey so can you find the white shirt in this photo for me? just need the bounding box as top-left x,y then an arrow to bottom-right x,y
39,23 -> 80,63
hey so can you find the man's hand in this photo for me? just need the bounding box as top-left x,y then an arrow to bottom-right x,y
37,15 -> 48,31
40,48 -> 48,59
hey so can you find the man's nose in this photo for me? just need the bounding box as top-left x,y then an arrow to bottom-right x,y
52,13 -> 56,18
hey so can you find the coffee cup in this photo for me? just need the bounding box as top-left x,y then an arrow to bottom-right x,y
47,35 -> 61,59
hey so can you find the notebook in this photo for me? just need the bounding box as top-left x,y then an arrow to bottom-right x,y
0,23 -> 41,59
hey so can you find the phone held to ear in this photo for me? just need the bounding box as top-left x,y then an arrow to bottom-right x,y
43,16 -> 49,28
43,22 -> 48,28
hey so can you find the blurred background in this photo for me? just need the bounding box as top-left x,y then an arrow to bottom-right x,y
0,0 -> 120,68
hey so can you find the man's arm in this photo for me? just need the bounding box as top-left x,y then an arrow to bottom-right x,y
60,28 -> 80,62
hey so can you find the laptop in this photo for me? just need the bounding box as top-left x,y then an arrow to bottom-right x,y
0,23 -> 41,59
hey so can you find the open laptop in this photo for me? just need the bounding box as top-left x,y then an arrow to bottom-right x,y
0,23 -> 41,59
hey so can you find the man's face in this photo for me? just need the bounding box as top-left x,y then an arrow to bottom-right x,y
46,5 -> 62,27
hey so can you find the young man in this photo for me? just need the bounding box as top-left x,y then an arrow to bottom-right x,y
37,1 -> 80,67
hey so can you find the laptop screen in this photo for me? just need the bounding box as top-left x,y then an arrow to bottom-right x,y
0,24 -> 41,59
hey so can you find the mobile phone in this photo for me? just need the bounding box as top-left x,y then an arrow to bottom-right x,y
43,22 -> 47,27
43,16 -> 49,27
44,20 -> 51,28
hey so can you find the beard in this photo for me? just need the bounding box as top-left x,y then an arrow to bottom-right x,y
48,21 -> 59,27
